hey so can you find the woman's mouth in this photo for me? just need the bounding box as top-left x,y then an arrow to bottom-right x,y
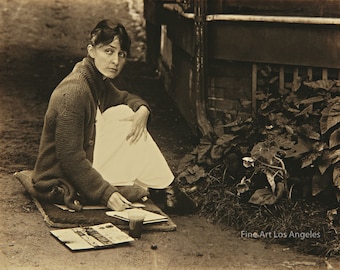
108,68 -> 117,73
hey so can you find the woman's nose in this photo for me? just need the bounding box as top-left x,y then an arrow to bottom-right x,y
111,52 -> 119,65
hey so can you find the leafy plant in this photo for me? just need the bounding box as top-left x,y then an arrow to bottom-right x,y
177,75 -> 340,205
237,137 -> 288,205
175,69 -> 340,256
258,75 -> 340,199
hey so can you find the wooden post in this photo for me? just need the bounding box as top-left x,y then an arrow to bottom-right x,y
193,0 -> 213,136
307,68 -> 313,80
293,67 -> 299,81
144,0 -> 161,71
251,64 -> 257,117
322,68 -> 328,80
279,66 -> 285,90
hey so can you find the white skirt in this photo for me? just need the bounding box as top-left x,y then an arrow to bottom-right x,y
93,105 -> 174,189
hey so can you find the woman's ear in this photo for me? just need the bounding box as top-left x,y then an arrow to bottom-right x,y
87,44 -> 95,58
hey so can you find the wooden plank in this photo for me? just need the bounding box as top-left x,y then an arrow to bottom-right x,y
207,0 -> 340,17
208,21 -> 340,69
322,69 -> 328,80
279,66 -> 285,90
208,98 -> 242,111
252,64 -> 257,116
160,6 -> 195,56
307,68 -> 313,80
206,15 -> 340,25
293,67 -> 299,81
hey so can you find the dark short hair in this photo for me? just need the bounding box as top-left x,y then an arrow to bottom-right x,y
90,19 -> 131,55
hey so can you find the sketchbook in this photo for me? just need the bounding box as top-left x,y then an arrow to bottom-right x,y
50,223 -> 134,251
106,209 -> 168,224
54,202 -> 145,212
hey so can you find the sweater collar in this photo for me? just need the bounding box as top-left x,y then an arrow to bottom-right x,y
77,56 -> 107,106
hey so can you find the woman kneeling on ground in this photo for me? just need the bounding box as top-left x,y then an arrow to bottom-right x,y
32,19 -> 174,211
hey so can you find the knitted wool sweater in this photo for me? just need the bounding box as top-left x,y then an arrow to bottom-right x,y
32,56 -> 149,209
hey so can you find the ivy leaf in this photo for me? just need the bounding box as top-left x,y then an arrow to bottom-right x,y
285,138 -> 311,158
269,75 -> 279,84
329,149 -> 340,164
296,104 -> 313,117
333,164 -> 340,189
210,144 -> 224,159
318,151 -> 332,175
223,119 -> 241,128
312,171 -> 330,196
320,97 -> 340,134
298,124 -> 320,140
216,134 -> 236,146
285,92 -> 299,105
256,92 -> 267,101
284,125 -> 295,135
303,80 -> 335,91
251,142 -> 276,163
275,135 -> 295,150
248,182 -> 284,205
236,177 -> 251,195
197,144 -> 212,163
213,119 -> 225,137
249,188 -> 273,205
177,153 -> 196,173
286,107 -> 301,114
240,99 -> 252,109
260,65 -> 272,77
196,136 -> 213,164
329,129 -> 340,149
298,96 -> 325,105
177,165 -> 206,184
301,152 -> 318,168
259,98 -> 279,111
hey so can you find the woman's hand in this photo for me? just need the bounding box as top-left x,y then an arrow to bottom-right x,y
121,105 -> 150,144
107,192 -> 131,211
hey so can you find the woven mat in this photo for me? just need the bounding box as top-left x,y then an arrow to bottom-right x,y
14,170 -> 176,231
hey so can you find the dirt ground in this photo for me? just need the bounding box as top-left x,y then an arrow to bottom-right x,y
0,0 -> 339,269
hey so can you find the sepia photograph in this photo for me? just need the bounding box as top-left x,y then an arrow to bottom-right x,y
0,0 -> 339,269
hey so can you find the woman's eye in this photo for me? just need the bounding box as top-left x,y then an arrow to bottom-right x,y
118,51 -> 127,58
105,49 -> 114,55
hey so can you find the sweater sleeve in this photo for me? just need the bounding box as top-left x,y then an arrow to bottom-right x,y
54,94 -> 117,205
101,80 -> 151,112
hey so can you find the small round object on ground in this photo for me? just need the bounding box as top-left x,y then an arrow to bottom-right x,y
151,244 -> 158,250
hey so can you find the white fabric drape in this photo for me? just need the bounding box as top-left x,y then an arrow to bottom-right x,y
93,105 -> 174,189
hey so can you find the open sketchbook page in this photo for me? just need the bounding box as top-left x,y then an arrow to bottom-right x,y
50,223 -> 134,251
106,209 -> 168,224
55,202 -> 145,212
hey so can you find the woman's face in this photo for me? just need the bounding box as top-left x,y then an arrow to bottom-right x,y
87,36 -> 127,79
